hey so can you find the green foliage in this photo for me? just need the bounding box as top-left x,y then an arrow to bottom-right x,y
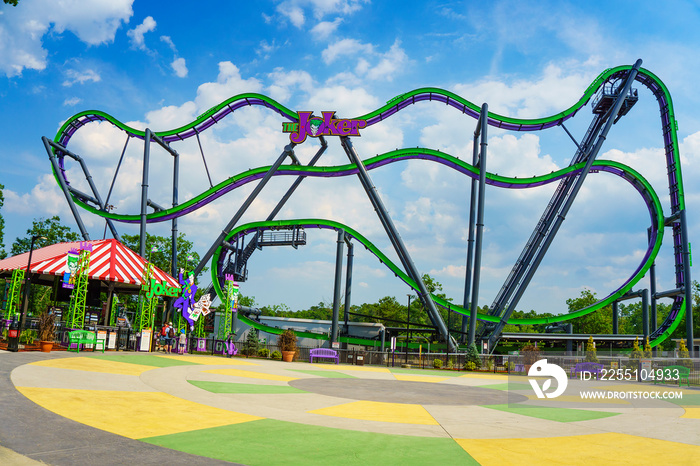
485,358 -> 494,371
258,347 -> 270,358
271,350 -> 282,360
464,361 -> 477,371
567,289 -> 612,334
447,358 -> 454,369
20,329 -> 37,344
11,216 -> 80,255
466,343 -> 482,369
433,358 -> 443,369
244,328 -> 260,356
678,340 -> 693,369
38,309 -> 55,341
3,0 -> 20,6
277,328 -> 297,352
628,337 -> 643,368
643,337 -> 653,358
121,232 -> 203,277
585,336 -> 599,363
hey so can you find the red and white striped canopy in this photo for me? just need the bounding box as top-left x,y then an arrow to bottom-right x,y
0,239 -> 178,287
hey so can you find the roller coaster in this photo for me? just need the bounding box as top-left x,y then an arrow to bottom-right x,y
43,59 -> 693,354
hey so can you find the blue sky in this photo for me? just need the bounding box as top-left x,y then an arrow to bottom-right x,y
2,0 -> 700,317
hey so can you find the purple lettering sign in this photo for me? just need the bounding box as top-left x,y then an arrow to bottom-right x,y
284,111 -> 367,143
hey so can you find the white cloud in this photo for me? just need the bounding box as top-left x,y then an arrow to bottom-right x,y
194,61 -> 264,111
160,35 -> 176,52
310,18 -> 342,41
62,68 -> 101,86
126,15 -> 156,50
63,97 -> 81,106
171,57 -> 188,78
267,68 -> 314,101
322,38 -> 373,64
275,0 -> 368,27
0,0 -> 133,77
365,40 -> 409,82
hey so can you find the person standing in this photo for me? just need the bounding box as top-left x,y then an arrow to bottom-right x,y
178,329 -> 187,354
166,322 -> 175,353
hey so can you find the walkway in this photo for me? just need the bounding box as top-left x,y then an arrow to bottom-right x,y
1,351 -> 699,465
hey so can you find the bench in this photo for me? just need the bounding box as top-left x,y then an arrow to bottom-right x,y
653,365 -> 691,387
309,348 -> 339,364
570,362 -> 603,379
67,330 -> 105,353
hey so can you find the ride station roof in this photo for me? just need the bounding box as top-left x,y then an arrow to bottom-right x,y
0,239 -> 178,293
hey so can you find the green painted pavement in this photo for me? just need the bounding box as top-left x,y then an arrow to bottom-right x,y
289,370 -> 357,378
480,382 -> 533,391
661,394 -> 700,406
142,419 -> 478,465
87,353 -> 201,367
188,380 -> 307,394
483,404 -> 619,422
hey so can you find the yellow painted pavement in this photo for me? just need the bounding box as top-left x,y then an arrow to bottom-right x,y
458,372 -> 510,380
16,387 -> 262,439
203,368 -> 297,382
158,354 -> 259,366
29,357 -> 155,376
456,432 -> 700,465
309,400 -> 439,425
393,374 -> 449,383
680,407 -> 700,419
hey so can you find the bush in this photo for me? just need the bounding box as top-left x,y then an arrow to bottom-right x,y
433,358 -> 443,369
278,328 -> 297,352
466,343 -> 482,369
258,348 -> 270,358
585,336 -> 599,363
244,329 -> 260,356
464,361 -> 477,371
20,329 -> 37,344
643,337 -> 653,359
628,337 -> 643,368
271,350 -> 282,360
521,341 -> 540,365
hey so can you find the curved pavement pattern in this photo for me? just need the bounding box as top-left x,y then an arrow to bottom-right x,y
3,351 -> 700,465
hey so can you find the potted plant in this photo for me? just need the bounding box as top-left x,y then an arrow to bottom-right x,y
277,328 -> 297,362
37,310 -> 56,353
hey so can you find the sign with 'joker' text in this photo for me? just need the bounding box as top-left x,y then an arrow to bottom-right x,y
283,112 -> 367,144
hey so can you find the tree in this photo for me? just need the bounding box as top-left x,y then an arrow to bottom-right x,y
567,289 -> 612,334
0,183 -> 5,259
11,216 -> 80,255
3,0 -> 20,6
121,232 -> 204,278
244,328 -> 260,356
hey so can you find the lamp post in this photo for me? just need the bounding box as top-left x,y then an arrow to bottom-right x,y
405,294 -> 412,364
19,235 -> 47,331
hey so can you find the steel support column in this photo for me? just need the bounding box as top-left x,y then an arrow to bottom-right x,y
330,229 -> 344,347
139,129 -> 152,257
340,136 -> 455,351
680,210 -> 694,356
344,236 -> 354,334
461,123 -> 480,344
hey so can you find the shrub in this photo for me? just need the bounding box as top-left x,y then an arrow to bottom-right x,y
678,340 -> 693,369
20,329 -> 37,344
466,343 -> 482,369
643,337 -> 652,359
464,361 -> 477,371
628,336 -> 643,368
244,329 -> 260,356
521,341 -> 540,365
433,358 -> 443,369
278,328 -> 297,352
258,348 -> 270,358
447,358 -> 454,369
585,336 -> 599,363
271,350 -> 282,360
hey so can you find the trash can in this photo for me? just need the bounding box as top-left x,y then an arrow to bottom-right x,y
356,352 -> 365,366
347,353 -> 354,364
7,320 -> 20,352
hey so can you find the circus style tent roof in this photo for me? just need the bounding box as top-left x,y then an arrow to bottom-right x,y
0,239 -> 178,292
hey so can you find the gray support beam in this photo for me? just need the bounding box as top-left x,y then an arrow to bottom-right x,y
42,137 -> 90,240
344,236 -> 354,334
461,127 -> 480,344
172,151 -> 179,278
680,210 -> 694,356
469,104 -> 488,347
266,137 -> 327,221
330,229 -> 344,347
140,129 -> 152,257
45,138 -> 120,240
489,59 -> 643,347
612,301 -> 619,334
193,144 -> 296,277
648,228 -> 658,332
194,131 -> 214,188
340,136 -> 455,351
642,289 -> 649,341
